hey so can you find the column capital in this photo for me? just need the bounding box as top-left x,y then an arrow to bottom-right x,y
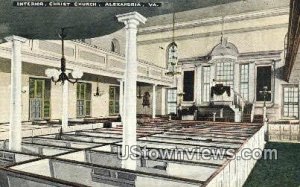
153,84 -> 158,87
117,78 -> 124,82
5,35 -> 27,43
116,12 -> 147,26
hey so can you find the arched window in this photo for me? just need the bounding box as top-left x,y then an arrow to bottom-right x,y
111,38 -> 120,54
166,42 -> 178,71
215,59 -> 234,87
210,38 -> 238,88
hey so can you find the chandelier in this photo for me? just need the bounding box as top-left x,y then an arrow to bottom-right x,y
45,28 -> 83,84
165,12 -> 181,76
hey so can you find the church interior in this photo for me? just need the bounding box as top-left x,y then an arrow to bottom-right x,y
0,0 -> 299,186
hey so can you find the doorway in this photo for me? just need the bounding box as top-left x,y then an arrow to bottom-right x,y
256,66 -> 272,101
109,86 -> 120,115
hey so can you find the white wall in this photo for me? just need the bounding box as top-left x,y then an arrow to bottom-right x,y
0,71 -> 116,123
136,85 -> 164,116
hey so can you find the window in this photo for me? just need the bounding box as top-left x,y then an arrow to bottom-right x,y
283,85 -> 298,118
216,61 -> 234,87
240,64 -> 249,101
183,71 -> 194,101
167,89 -> 177,114
111,39 -> 120,53
109,86 -> 120,115
77,82 -> 92,117
166,42 -> 178,71
202,66 -> 211,103
29,78 -> 51,120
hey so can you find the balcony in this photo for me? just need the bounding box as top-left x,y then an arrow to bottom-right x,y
0,39 -> 173,86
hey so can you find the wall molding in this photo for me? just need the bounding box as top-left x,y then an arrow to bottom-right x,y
138,7 -> 289,35
138,23 -> 288,45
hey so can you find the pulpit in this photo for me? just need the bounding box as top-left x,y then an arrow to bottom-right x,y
211,84 -> 232,105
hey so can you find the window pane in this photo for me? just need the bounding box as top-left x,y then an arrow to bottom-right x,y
44,79 -> 51,100
35,80 -> 43,98
109,86 -> 120,115
86,83 -> 92,100
44,100 -> 50,118
240,64 -> 249,101
202,66 -> 210,102
283,85 -> 299,118
80,84 -> 85,99
29,79 -> 35,98
85,101 -> 91,116
77,82 -> 92,117
167,89 -> 177,114
215,60 -> 234,88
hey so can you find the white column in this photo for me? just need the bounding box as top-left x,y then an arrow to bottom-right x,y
177,66 -> 184,93
118,79 -> 124,118
249,61 -> 255,102
117,12 -> 146,170
5,36 -> 27,151
62,81 -> 69,132
152,84 -> 157,118
161,87 -> 166,116
195,65 -> 202,105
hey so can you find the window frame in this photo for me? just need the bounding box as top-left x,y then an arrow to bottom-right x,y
109,86 -> 120,116
282,85 -> 299,119
215,60 -> 234,87
76,82 -> 92,118
202,66 -> 211,103
167,88 -> 177,115
29,78 -> 51,120
240,63 -> 249,101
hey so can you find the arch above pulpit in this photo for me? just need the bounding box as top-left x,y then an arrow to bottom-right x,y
209,37 -> 239,62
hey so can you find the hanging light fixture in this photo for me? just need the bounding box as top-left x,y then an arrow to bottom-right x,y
94,78 -> 104,97
165,11 -> 181,76
220,16 -> 229,46
45,28 -> 83,84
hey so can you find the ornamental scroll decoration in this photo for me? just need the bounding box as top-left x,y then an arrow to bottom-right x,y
211,84 -> 231,97
142,92 -> 150,107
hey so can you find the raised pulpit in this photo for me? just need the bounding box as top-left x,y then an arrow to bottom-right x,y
211,84 -> 232,105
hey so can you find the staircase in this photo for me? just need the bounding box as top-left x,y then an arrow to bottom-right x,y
242,103 -> 253,123
242,103 -> 264,123
243,113 -> 263,123
252,115 -> 264,123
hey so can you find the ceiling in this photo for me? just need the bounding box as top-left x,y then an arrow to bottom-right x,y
0,0 -> 242,40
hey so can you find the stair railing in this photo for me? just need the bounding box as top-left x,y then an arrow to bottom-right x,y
230,88 -> 246,114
